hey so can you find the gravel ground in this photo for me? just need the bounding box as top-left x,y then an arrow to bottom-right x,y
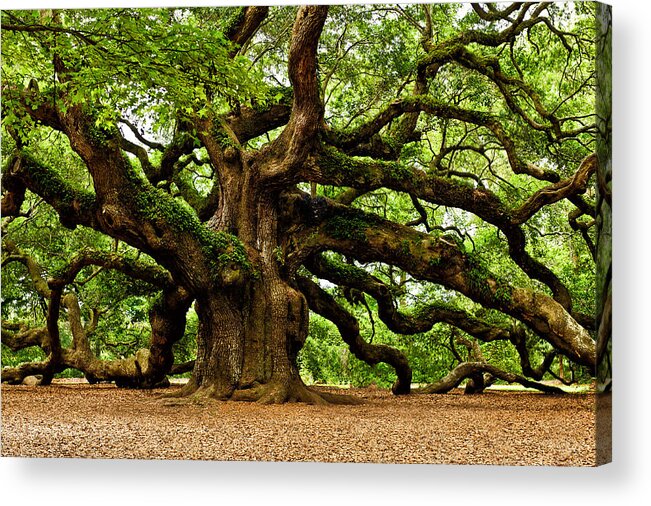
1,383 -> 601,466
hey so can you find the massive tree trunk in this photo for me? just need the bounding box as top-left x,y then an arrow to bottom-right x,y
170,174 -> 337,402
167,5 -> 340,402
182,276 -> 311,402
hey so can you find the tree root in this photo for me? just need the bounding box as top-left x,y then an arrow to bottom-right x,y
160,378 -> 363,405
159,378 -> 232,405
233,380 -> 364,404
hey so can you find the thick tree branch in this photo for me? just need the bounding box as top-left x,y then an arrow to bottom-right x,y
6,153 -> 98,230
288,197 -> 595,366
2,242 -> 191,387
471,3 -> 524,22
2,239 -> 52,298
421,3 -> 546,55
512,154 -> 597,224
225,6 -> 270,54
416,361 -> 565,394
306,254 -> 514,342
11,130 -> 250,292
296,275 -> 412,394
170,360 -> 195,375
1,154 -> 27,216
226,100 -> 292,144
265,6 -> 328,178
508,325 -> 559,380
304,150 -> 583,311
62,284 -> 192,387
118,119 -> 165,151
306,252 -> 572,386
325,96 -> 560,181
56,249 -> 174,289
1,323 -> 48,351
568,207 -> 597,261
439,44 -> 595,142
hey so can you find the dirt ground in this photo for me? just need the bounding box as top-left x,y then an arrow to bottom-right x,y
1,382 -> 604,466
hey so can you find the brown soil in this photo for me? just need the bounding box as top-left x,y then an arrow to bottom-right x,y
1,382 -> 600,466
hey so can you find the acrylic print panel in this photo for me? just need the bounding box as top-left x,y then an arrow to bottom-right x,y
1,1 -> 611,466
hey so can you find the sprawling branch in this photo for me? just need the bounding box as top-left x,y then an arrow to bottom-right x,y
117,120 -> 197,187
509,327 -> 559,381
305,254 -> 513,342
417,361 -> 565,394
305,253 -> 569,387
1,361 -> 54,385
471,3 -> 523,22
2,245 -> 192,387
435,44 -> 595,142
55,249 -> 173,289
422,3 -> 547,54
10,134 -> 249,292
296,275 -> 412,394
59,285 -> 192,388
287,197 -> 595,366
325,96 -> 564,181
170,360 -> 195,375
323,3 -> 593,174
2,239 -> 52,297
2,83 -> 64,132
6,153 -> 99,230
1,10 -> 99,46
118,118 -> 165,151
512,154 -> 597,224
303,149 -> 594,313
1,323 -> 48,351
568,207 -> 596,261
226,99 -> 292,144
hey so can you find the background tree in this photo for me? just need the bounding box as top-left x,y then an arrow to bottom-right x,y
2,3 -> 600,402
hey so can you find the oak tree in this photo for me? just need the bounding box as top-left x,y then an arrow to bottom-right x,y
2,3 -> 601,402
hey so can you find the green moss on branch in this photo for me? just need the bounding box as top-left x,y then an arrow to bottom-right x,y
318,146 -> 415,184
20,153 -> 97,222
323,208 -> 382,243
127,168 -> 253,279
